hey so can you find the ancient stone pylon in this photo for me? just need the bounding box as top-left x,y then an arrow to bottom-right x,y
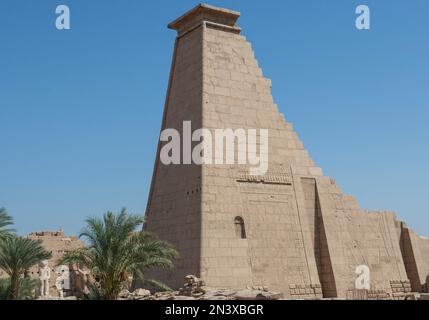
144,4 -> 429,299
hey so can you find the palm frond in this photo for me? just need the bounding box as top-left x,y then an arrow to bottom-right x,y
57,247 -> 93,268
144,279 -> 173,292
63,209 -> 177,299
0,273 -> 43,300
0,236 -> 51,299
0,236 -> 52,276
82,282 -> 105,300
0,208 -> 15,240
0,278 -> 10,300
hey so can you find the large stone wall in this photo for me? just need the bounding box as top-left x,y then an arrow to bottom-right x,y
144,23 -> 204,289
144,4 -> 428,299
416,236 -> 429,292
399,224 -> 429,292
197,24 -> 323,297
317,180 -> 409,297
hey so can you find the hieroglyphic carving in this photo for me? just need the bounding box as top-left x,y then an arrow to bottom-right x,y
236,167 -> 292,185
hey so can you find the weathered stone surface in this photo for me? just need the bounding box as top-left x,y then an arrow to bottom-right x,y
118,289 -> 131,299
121,276 -> 283,300
233,289 -> 284,300
122,287 -> 284,301
38,296 -> 78,301
143,3 -> 429,299
132,288 -> 151,297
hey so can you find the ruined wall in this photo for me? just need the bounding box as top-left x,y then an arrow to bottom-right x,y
400,225 -> 429,292
416,236 -> 429,292
199,24 -> 322,298
191,11 -> 409,298
316,182 -> 409,297
26,231 -> 85,297
144,4 -> 427,298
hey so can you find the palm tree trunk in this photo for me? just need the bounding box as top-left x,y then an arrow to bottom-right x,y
105,284 -> 118,300
9,272 -> 19,300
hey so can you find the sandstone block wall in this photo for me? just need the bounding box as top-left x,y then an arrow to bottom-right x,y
144,4 -> 428,299
144,24 -> 204,289
399,224 -> 429,292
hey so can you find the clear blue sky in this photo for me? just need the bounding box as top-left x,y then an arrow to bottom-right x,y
0,0 -> 428,236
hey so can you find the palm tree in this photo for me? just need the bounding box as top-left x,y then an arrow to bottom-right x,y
0,277 -> 41,300
0,208 -> 15,240
0,236 -> 52,299
58,208 -> 178,300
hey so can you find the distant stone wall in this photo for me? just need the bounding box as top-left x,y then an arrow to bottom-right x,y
27,231 -> 85,297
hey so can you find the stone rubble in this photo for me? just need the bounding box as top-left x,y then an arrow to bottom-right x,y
122,275 -> 284,300
39,275 -> 428,300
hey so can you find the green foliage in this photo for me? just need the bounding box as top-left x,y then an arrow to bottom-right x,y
0,277 -> 41,300
0,236 -> 52,299
59,208 -> 178,300
81,282 -> 104,300
0,278 -> 8,300
18,278 -> 41,300
144,278 -> 173,292
0,207 -> 15,240
0,208 -> 47,300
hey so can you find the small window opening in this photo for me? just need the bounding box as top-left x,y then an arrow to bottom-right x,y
234,216 -> 246,239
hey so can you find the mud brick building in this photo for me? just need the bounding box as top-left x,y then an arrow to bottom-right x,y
27,230 -> 85,296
